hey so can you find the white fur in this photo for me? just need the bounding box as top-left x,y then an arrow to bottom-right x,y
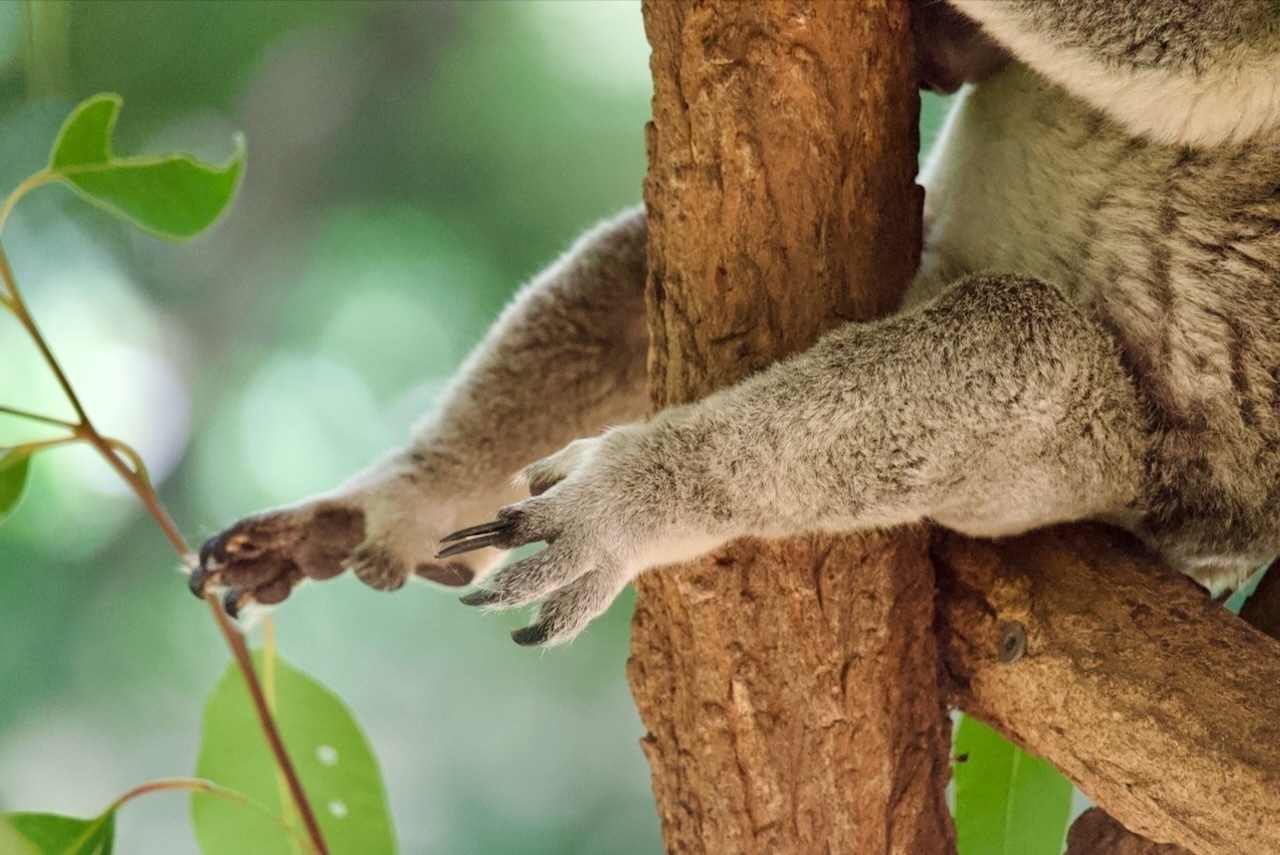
952,0 -> 1280,147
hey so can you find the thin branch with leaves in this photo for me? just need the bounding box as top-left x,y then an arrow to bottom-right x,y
0,93 -> 336,855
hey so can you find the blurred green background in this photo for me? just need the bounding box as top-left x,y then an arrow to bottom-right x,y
0,2 -> 953,853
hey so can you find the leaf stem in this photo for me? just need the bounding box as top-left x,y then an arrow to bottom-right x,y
102,435 -> 151,482
0,404 -> 78,430
108,777 -> 314,850
0,245 -> 89,426
0,227 -> 330,854
0,168 -> 55,237
203,595 -> 330,855
3,436 -> 77,456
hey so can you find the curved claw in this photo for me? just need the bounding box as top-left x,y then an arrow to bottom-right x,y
440,519 -> 510,543
511,623 -> 550,647
436,531 -> 508,559
459,588 -> 502,607
188,563 -> 216,599
223,588 -> 248,619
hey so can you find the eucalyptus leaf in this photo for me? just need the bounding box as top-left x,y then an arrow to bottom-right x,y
193,651 -> 397,855
954,715 -> 1073,855
6,810 -> 115,855
0,815 -> 37,855
47,93 -> 244,240
0,449 -> 31,522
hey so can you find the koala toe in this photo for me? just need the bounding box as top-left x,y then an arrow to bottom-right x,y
414,561 -> 474,587
522,437 -> 596,496
463,544 -> 596,610
510,569 -> 628,646
350,543 -> 409,591
192,502 -> 365,615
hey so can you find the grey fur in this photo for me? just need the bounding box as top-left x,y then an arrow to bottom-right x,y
993,0 -> 1272,72
197,1 -> 1280,645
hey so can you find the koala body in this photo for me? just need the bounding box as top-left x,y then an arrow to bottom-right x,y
193,1 -> 1280,644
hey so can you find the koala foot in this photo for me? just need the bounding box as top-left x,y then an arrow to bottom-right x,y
191,459 -> 509,615
443,428 -> 730,646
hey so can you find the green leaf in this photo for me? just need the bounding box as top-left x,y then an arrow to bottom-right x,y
0,449 -> 31,522
6,811 -> 116,855
954,715 -> 1073,855
193,651 -> 397,855
47,93 -> 244,240
0,814 -> 38,855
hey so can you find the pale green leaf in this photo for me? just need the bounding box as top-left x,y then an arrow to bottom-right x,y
47,93 -> 244,240
193,651 -> 397,855
0,814 -> 37,855
954,715 -> 1073,855
0,449 -> 31,522
6,811 -> 115,855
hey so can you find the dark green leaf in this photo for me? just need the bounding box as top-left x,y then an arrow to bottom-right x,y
954,715 -> 1073,855
193,651 -> 397,855
0,449 -> 31,522
47,93 -> 244,240
6,811 -> 115,855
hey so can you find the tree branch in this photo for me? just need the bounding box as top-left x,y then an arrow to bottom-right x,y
934,524 -> 1280,855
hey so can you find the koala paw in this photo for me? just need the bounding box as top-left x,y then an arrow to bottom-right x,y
190,466 -> 503,615
441,429 -> 723,646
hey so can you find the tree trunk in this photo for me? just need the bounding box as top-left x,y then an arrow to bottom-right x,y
628,2 -> 954,853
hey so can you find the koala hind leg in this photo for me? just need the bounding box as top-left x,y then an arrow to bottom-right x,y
193,207 -> 651,614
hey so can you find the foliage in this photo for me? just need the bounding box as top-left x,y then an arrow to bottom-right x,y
48,93 -> 244,239
0,447 -> 29,520
0,91 -> 385,855
8,811 -> 115,855
194,649 -> 395,855
0,5 -> 657,853
953,715 -> 1073,855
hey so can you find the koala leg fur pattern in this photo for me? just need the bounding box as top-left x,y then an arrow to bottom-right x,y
444,275 -> 1151,645
195,0 -> 1280,644
191,209 -> 649,614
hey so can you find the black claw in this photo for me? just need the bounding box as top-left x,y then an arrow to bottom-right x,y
440,519 -> 509,544
188,564 -> 212,598
436,532 -> 507,559
511,623 -> 550,647
223,588 -> 246,618
199,532 -> 226,565
459,588 -> 502,607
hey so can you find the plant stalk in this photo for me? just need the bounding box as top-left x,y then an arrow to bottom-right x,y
0,236 -> 330,855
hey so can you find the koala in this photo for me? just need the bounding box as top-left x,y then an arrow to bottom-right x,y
191,1 -> 1280,646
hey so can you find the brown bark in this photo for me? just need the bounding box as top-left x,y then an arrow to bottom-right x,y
1068,563 -> 1280,854
936,524 -> 1280,855
1067,809 -> 1194,855
629,2 -> 952,853
1240,563 -> 1280,640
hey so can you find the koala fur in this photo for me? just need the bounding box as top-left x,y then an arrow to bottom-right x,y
193,1 -> 1280,645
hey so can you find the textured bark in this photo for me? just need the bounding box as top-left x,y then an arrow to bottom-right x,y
1069,563 -> 1280,853
936,524 -> 1280,855
629,2 -> 953,854
1067,809 -> 1194,855
1240,563 -> 1280,641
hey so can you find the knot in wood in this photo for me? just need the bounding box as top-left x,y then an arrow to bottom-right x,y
997,620 -> 1027,664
